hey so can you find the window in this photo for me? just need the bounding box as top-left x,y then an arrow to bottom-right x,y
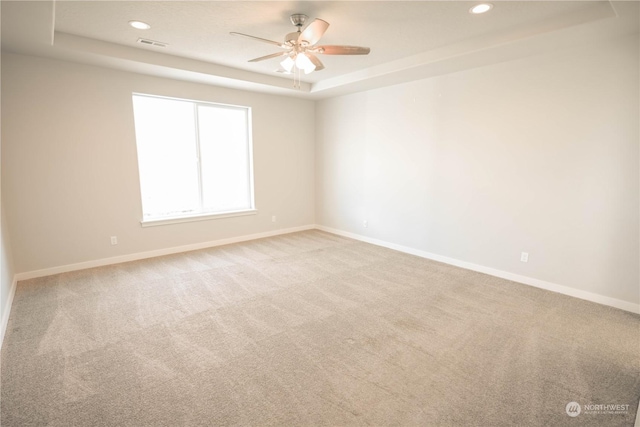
132,94 -> 255,226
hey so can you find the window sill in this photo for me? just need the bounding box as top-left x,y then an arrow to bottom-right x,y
140,209 -> 258,227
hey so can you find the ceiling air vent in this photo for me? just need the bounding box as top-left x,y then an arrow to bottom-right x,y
136,38 -> 168,48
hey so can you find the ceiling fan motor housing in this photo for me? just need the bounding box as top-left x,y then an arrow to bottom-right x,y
285,32 -> 300,45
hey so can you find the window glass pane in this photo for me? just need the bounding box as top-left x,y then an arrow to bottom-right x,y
132,95 -> 200,218
197,105 -> 252,212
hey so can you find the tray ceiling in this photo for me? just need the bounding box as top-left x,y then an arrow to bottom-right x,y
2,1 -> 638,98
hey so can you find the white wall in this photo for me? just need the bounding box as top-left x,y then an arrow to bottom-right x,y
316,34 -> 639,305
2,34 -> 639,309
1,53 -> 315,273
1,201 -> 15,337
1,49 -> 17,343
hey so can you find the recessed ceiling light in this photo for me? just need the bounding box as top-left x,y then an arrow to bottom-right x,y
129,20 -> 151,30
470,3 -> 493,14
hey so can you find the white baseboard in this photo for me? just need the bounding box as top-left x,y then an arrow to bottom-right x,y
315,225 -> 640,315
16,225 -> 315,281
1,275 -> 18,350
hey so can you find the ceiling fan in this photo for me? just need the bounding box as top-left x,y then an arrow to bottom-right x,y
231,14 -> 370,84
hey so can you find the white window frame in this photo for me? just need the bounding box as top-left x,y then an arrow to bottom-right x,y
133,93 -> 256,227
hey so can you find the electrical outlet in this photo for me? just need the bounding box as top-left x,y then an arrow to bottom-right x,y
111,236 -> 118,245
271,215 -> 276,223
363,220 -> 368,228
520,252 -> 529,263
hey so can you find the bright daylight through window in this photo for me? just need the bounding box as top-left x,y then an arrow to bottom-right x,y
132,94 -> 254,225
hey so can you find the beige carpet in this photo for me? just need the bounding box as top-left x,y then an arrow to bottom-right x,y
1,230 -> 639,426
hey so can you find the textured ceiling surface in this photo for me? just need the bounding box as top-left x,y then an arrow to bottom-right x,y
54,1 -> 597,83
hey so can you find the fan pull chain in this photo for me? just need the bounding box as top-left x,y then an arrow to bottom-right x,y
293,66 -> 301,90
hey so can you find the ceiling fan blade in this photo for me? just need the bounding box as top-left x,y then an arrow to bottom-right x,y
248,51 -> 289,63
298,19 -> 329,45
307,53 -> 325,71
230,32 -> 286,48
315,45 -> 371,55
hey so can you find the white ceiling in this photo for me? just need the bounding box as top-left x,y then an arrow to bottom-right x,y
53,1 -> 596,82
2,1 -> 639,99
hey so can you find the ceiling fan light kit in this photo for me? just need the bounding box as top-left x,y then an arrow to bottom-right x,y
231,13 -> 371,89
